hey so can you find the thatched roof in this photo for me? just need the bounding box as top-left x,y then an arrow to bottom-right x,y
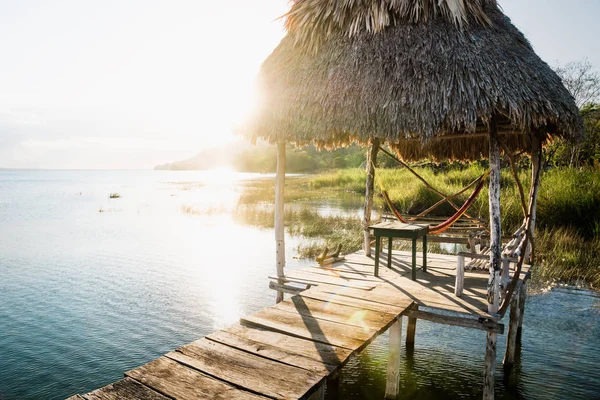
242,0 -> 582,160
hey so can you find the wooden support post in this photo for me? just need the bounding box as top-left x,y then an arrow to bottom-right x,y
488,115 -> 501,315
374,236 -> 381,277
500,258 -> 510,302
385,317 -> 403,399
387,237 -> 393,268
404,310 -> 503,334
326,375 -> 340,399
275,143 -> 286,304
483,332 -> 497,400
503,286 -> 521,367
307,384 -> 325,400
468,235 -> 476,253
422,235 -> 427,272
517,282 -> 527,338
525,133 -> 542,263
406,305 -> 418,349
363,139 -> 380,257
411,238 -> 417,281
455,254 -> 465,297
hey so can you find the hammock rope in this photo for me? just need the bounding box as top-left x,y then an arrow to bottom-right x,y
378,146 -> 473,218
374,154 -> 489,235
380,175 -> 488,234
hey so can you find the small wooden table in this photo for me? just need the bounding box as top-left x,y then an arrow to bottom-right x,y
369,221 -> 429,280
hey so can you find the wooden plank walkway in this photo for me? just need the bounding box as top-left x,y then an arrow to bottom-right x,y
68,249 -> 529,400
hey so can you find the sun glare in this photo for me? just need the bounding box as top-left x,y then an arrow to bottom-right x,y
0,1 -> 289,169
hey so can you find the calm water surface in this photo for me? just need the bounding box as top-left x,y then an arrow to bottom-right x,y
0,170 -> 598,400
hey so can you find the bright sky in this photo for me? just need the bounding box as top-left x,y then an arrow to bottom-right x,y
0,0 -> 598,169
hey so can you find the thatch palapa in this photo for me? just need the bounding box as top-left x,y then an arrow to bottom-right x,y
242,0 -> 582,161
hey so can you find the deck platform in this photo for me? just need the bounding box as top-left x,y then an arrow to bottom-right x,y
68,249 -> 530,400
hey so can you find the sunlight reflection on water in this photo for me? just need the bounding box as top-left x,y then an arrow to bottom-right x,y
0,170 -> 599,400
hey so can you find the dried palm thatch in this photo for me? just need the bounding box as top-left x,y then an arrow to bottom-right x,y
241,0 -> 582,161
285,0 -> 493,52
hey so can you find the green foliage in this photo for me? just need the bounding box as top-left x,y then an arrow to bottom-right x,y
232,165 -> 600,289
546,103 -> 600,168
233,205 -> 363,258
536,167 -> 600,238
231,144 -> 367,173
308,169 -> 366,193
535,227 -> 600,289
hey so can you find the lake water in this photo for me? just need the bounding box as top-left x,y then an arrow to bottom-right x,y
1,169 -> 599,400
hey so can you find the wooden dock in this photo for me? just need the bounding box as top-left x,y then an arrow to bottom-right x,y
68,249 -> 529,400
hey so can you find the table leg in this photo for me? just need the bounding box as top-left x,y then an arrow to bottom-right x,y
374,235 -> 381,277
387,237 -> 393,269
412,238 -> 417,281
423,235 -> 428,272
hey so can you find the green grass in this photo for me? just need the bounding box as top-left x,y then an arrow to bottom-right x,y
535,227 -> 600,290
232,165 -> 600,290
302,166 -> 600,238
536,168 -> 600,238
233,205 -> 363,258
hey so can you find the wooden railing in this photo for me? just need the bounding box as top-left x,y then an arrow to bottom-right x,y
455,225 -> 526,301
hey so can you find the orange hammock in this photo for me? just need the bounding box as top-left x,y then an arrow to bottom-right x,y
381,173 -> 488,235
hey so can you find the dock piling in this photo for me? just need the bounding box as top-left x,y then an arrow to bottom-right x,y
483,332 -> 497,400
307,384 -> 325,400
385,316 -> 403,399
275,142 -> 286,304
406,306 -> 418,349
326,375 -> 340,399
455,254 -> 465,297
503,286 -> 521,367
517,283 -> 527,339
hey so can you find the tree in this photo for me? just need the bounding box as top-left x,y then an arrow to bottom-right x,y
550,60 -> 600,167
555,59 -> 600,108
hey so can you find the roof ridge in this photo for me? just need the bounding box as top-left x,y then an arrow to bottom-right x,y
285,0 -> 497,51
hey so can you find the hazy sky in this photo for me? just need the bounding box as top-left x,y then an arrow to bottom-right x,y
0,0 -> 598,169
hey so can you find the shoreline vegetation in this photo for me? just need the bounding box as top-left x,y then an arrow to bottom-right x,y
218,166 -> 600,291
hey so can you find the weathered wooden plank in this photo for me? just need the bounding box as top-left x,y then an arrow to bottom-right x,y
305,267 -> 382,282
206,330 -> 335,374
169,339 -> 324,400
125,357 -> 266,400
374,284 -> 490,316
301,289 -> 408,315
271,270 -> 376,290
269,281 -> 307,295
84,378 -> 168,400
241,307 -> 372,350
404,310 -> 503,333
274,296 -> 396,332
316,285 -> 423,310
314,261 -> 377,274
354,291 -> 483,317
318,278 -> 491,317
223,324 -> 352,367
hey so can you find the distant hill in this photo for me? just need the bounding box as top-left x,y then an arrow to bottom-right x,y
155,141 -> 374,173
154,140 -> 269,171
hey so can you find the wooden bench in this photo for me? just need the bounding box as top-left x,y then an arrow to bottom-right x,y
455,226 -> 526,298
